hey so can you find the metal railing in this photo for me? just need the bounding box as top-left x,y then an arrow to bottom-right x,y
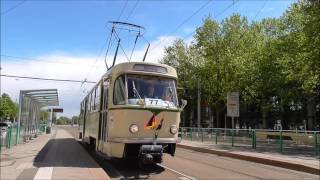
0,123 -> 19,153
0,123 -> 48,153
179,127 -> 320,156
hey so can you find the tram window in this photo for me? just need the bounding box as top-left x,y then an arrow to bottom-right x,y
113,75 -> 126,105
103,88 -> 108,109
95,83 -> 101,110
127,75 -> 178,106
93,89 -> 97,111
87,96 -> 90,112
85,99 -> 88,113
80,102 -> 84,114
90,92 -> 94,112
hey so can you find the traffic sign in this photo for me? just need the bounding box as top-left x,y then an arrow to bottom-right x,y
227,92 -> 239,117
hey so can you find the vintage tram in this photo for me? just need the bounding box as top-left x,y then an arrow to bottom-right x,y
79,62 -> 185,164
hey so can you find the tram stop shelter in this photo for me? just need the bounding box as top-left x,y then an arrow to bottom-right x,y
17,89 -> 60,143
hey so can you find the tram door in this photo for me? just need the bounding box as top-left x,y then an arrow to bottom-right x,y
98,78 -> 109,152
82,99 -> 87,138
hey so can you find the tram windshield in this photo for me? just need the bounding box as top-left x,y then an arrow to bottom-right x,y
126,74 -> 178,108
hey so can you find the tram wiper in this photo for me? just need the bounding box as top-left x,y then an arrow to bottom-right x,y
132,81 -> 143,104
168,86 -> 174,99
163,86 -> 174,108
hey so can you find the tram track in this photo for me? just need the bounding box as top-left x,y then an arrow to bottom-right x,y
156,163 -> 196,180
169,149 -> 262,180
62,126 -> 319,180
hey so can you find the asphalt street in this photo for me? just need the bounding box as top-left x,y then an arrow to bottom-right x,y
61,126 -> 319,180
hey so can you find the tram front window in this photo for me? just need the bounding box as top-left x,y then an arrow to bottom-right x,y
127,75 -> 178,107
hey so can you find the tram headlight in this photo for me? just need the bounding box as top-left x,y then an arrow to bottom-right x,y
170,125 -> 178,134
129,124 -> 139,134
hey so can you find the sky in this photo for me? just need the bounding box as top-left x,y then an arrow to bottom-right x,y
1,0 -> 295,117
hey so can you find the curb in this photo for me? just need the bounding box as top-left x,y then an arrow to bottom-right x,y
177,144 -> 320,175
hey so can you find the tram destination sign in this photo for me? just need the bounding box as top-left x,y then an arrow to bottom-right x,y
227,92 -> 239,117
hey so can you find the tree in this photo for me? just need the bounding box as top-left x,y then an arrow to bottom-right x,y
71,116 -> 79,125
160,0 -> 320,129
40,111 -> 49,124
0,93 -> 17,119
56,116 -> 72,125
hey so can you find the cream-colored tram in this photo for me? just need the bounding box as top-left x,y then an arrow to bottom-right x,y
79,62 -> 186,164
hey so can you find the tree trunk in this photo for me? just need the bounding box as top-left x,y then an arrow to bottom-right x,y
216,108 -> 220,128
261,99 -> 267,129
307,97 -> 315,130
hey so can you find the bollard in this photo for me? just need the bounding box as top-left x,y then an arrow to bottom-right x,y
231,129 -> 234,147
7,126 -> 12,149
314,132 -> 318,156
201,129 -> 204,142
251,130 -> 254,149
279,131 -> 283,153
180,128 -> 183,141
254,130 -> 257,149
215,129 -> 218,144
16,125 -> 20,145
190,128 -> 193,141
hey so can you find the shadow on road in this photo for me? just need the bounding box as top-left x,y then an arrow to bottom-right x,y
33,138 -> 100,168
79,141 -> 165,179
110,159 -> 165,179
53,126 -> 166,179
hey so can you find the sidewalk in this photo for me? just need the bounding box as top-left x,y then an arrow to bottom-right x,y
0,127 -> 109,180
178,140 -> 320,175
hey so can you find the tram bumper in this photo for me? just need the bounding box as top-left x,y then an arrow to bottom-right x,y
139,145 -> 163,164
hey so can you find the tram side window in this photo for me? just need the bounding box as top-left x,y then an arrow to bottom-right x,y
89,93 -> 93,112
113,75 -> 126,105
92,89 -> 96,111
85,98 -> 89,113
80,102 -> 84,114
95,84 -> 101,110
103,88 -> 108,109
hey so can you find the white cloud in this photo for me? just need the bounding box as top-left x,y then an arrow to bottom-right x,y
1,35 -> 179,117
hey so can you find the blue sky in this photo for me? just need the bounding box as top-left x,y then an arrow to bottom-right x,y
1,0 -> 294,57
1,0 -> 295,117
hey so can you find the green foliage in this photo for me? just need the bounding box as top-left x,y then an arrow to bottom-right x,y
40,111 -> 49,123
71,116 -> 79,124
0,93 -> 17,119
160,0 -> 320,126
56,116 -> 72,125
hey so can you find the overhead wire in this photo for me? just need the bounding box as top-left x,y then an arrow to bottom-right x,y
232,0 -> 268,49
0,54 -> 104,67
181,0 -> 240,41
125,0 -> 139,21
147,0 -> 213,55
1,74 -> 96,84
124,0 -> 141,62
117,0 -> 129,21
81,0 -> 130,92
1,0 -> 27,16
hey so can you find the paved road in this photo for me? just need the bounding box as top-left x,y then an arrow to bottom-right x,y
1,126 -> 109,180
61,126 -> 319,180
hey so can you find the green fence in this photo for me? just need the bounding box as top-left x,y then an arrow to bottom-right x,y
0,124 -> 19,153
0,123 -> 48,154
179,127 -> 320,156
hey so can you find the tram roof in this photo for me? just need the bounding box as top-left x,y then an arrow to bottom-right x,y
102,62 -> 177,79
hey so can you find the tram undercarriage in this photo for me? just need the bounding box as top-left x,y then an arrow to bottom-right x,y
124,143 -> 176,164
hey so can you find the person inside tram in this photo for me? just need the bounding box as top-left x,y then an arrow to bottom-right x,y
145,82 -> 158,99
163,87 -> 173,102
